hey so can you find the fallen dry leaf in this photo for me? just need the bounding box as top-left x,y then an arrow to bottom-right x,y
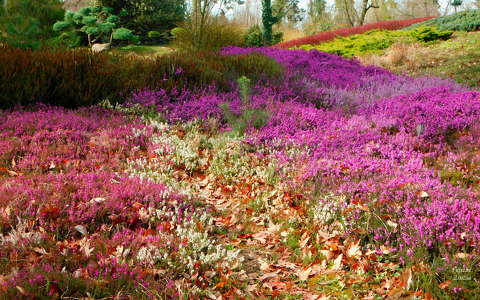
275,259 -> 297,270
260,260 -> 270,271
252,231 -> 271,244
300,232 -> 310,248
296,267 -> 312,281
398,267 -> 413,290
320,249 -> 335,260
455,252 -> 468,259
331,254 -> 343,270
33,247 -> 48,255
424,292 -> 435,300
259,271 -> 280,281
310,262 -> 326,276
346,239 -> 362,258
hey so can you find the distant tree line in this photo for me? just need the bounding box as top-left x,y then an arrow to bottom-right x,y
0,0 -> 477,50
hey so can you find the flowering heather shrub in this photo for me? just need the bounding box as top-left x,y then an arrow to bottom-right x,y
140,89 -> 235,123
3,44 -> 480,297
399,198 -> 480,249
319,76 -> 464,108
276,17 -> 434,49
128,48 -> 420,121
253,91 -> 480,254
0,106 -> 150,172
214,48 -> 460,109
0,106 -> 241,298
218,47 -> 398,110
240,93 -> 480,260
222,47 -> 395,90
360,87 -> 480,141
0,172 -> 187,234
129,48 -> 465,133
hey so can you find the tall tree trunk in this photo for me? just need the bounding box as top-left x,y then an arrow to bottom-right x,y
262,0 -> 273,45
191,0 -> 202,48
340,0 -> 356,27
357,0 -> 378,26
358,0 -> 369,25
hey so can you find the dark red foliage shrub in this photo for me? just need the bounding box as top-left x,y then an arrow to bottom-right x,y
135,50 -> 283,92
0,46 -> 129,108
276,17 -> 435,49
0,45 -> 283,109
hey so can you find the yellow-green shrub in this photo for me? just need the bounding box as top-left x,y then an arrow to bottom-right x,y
409,26 -> 453,43
297,27 -> 452,58
298,29 -> 409,57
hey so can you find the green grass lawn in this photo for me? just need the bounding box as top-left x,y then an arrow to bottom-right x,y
361,31 -> 480,89
430,31 -> 480,88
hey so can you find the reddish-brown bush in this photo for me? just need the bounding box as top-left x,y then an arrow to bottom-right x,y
0,45 -> 282,109
0,46 -> 132,108
276,17 -> 435,49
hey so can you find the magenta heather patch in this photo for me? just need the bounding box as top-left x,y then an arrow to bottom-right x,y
128,47 -> 465,126
0,106 -> 152,173
360,88 -> 480,141
125,47 -> 480,263
0,105 -> 127,137
2,46 -> 480,297
221,46 -> 396,90
0,171 -> 187,233
251,92 -> 480,254
399,198 -> 480,249
166,92 -> 234,122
